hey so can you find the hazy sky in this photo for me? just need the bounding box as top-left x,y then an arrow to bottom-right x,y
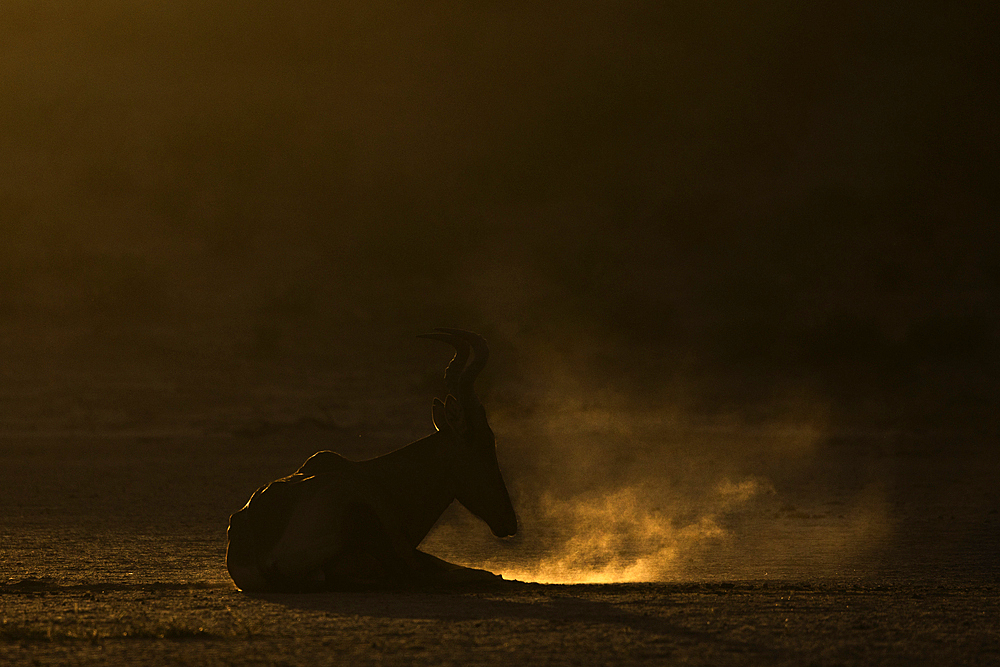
2,2 -> 996,415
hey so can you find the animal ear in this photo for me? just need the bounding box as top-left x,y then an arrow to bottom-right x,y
444,394 -> 464,427
431,397 -> 448,433
432,394 -> 468,437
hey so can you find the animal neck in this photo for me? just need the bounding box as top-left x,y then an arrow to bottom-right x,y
360,430 -> 457,547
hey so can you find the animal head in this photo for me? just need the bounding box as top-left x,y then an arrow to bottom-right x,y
421,328 -> 518,538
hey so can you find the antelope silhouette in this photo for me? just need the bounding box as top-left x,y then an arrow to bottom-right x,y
226,329 -> 517,592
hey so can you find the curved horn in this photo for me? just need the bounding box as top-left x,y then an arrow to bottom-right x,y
417,331 -> 471,397
432,328 -> 489,404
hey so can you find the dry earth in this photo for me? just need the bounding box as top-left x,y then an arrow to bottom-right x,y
3,578 -> 998,666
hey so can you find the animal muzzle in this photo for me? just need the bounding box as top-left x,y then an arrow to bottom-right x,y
489,511 -> 518,538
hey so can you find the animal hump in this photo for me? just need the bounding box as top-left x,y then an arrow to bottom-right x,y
296,450 -> 351,476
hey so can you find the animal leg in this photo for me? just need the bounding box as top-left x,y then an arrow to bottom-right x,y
411,550 -> 503,583
320,502 -> 423,588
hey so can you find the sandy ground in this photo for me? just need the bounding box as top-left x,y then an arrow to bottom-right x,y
2,330 -> 999,665
3,578 -> 998,666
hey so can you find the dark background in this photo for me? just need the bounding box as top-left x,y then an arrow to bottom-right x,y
2,1 -> 997,430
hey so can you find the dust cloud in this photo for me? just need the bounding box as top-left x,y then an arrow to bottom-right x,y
423,348 -> 893,583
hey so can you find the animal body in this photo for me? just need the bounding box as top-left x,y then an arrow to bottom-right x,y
226,329 -> 517,592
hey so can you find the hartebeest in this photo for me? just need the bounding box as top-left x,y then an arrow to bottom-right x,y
226,329 -> 517,592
